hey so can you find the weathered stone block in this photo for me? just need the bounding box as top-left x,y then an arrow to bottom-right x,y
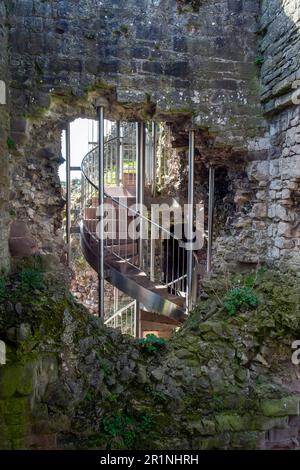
215,413 -> 249,432
260,397 -> 300,417
0,81 -> 6,105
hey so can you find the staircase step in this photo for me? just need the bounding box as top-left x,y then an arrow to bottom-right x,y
81,224 -> 186,322
122,174 -> 136,186
141,311 -> 180,326
107,255 -> 186,314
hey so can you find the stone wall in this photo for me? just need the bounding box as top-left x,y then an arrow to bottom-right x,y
1,0 -> 299,274
260,0 -> 300,115
195,0 -> 300,272
0,0 -> 269,269
0,1 -> 10,273
258,0 -> 300,270
8,0 -> 264,148
0,352 -> 58,450
1,269 -> 300,450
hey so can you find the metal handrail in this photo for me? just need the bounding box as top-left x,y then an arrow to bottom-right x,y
81,148 -> 178,241
104,300 -> 136,325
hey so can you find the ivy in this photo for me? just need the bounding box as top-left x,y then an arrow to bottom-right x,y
223,287 -> 258,316
102,413 -> 155,449
138,334 -> 167,353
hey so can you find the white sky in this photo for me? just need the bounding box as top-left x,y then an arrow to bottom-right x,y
59,118 -> 98,182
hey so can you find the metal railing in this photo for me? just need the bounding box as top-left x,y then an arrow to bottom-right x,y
105,300 -> 136,336
81,122 -> 199,321
82,151 -> 191,300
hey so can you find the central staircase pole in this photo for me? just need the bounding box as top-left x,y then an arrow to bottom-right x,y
66,123 -> 71,267
136,122 -> 146,270
186,129 -> 195,313
135,122 -> 146,337
98,106 -> 105,319
207,166 -> 215,273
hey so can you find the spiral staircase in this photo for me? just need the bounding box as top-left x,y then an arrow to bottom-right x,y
79,122 -> 198,338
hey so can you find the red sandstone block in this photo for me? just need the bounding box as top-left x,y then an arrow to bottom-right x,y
266,438 -> 299,450
9,221 -> 30,238
289,415 -> 300,427
26,433 -> 57,450
9,237 -> 38,257
268,427 -> 299,442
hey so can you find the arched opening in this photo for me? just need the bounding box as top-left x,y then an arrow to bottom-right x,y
56,112 -> 207,338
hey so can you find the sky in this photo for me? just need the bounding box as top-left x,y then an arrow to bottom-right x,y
59,118 -> 98,182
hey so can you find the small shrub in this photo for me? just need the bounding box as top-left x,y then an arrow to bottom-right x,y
0,278 -> 6,300
102,415 -> 135,448
139,414 -> 154,433
145,385 -> 167,403
7,136 -> 16,149
85,31 -> 96,40
254,56 -> 264,67
223,287 -> 258,316
138,334 -> 167,353
100,361 -> 112,378
102,413 -> 154,449
120,24 -> 129,36
20,268 -> 44,292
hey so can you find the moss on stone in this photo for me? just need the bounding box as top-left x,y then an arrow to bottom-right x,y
260,397 -> 300,418
1,268 -> 300,449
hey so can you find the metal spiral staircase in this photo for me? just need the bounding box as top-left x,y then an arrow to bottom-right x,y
78,120 -> 200,337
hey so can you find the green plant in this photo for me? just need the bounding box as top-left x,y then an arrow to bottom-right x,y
101,362 -> 112,378
96,356 -> 113,378
102,412 -> 155,449
85,31 -> 96,40
7,136 -> 16,150
102,414 -> 135,448
84,391 -> 93,402
254,56 -> 264,67
20,268 -> 44,292
120,24 -> 129,36
107,393 -> 118,403
0,278 -> 6,300
139,413 -> 154,433
138,334 -> 167,353
223,287 -> 258,316
145,385 -> 167,403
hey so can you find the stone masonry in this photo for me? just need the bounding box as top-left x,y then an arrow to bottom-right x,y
227,0 -> 300,272
0,1 -> 10,274
0,0 -> 299,273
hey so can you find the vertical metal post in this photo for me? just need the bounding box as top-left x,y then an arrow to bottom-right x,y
150,121 -> 157,282
66,123 -> 71,267
135,122 -> 145,339
151,122 -> 157,197
120,124 -> 124,184
150,221 -> 155,282
136,122 -> 146,269
186,129 -> 195,313
116,121 -> 120,186
207,166 -> 215,273
98,106 -> 105,319
134,301 -> 141,338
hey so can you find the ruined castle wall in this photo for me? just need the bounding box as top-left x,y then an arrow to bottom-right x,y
245,0 -> 300,271
211,0 -> 300,272
0,2 -> 10,273
1,0 -> 299,271
8,0 -> 263,146
259,0 -> 300,270
3,0 -> 265,266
